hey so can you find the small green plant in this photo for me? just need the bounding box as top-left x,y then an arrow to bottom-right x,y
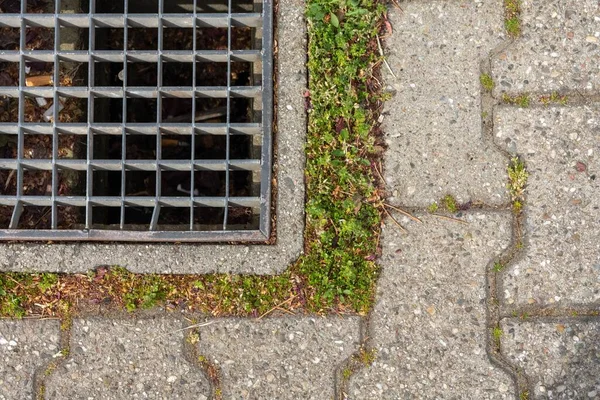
357,347 -> 377,366
505,17 -> 521,37
480,74 -> 495,92
507,157 -> 528,212
428,202 -> 439,213
492,326 -> 503,343
342,367 -> 352,380
493,262 -> 505,273
540,91 -> 568,106
442,195 -> 458,213
520,390 -> 530,400
502,93 -> 530,107
504,0 -> 521,37
37,273 -> 59,293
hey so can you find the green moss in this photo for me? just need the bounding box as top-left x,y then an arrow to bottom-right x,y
342,367 -> 352,380
442,195 -> 458,213
427,202 -> 439,213
480,74 -> 495,92
520,390 -> 530,400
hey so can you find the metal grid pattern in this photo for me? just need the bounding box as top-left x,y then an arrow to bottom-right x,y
0,0 -> 273,241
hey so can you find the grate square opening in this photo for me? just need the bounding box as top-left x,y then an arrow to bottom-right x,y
0,28 -> 20,51
127,28 -> 159,51
57,205 -> 85,229
127,63 -> 158,87
163,63 -> 193,87
22,170 -> 51,196
1,169 -> 17,195
162,28 -> 193,51
17,206 -> 52,229
125,170 -> 155,196
91,206 -> 121,229
92,170 -> 121,196
0,206 -> 12,228
93,62 -> 123,87
124,206 -> 153,228
93,97 -> 122,123
93,134 -> 122,160
59,62 -> 88,87
57,169 -> 86,196
93,28 -> 124,51
95,1 -> 124,13
0,0 -> 274,241
57,134 -> 86,159
126,98 -> 157,123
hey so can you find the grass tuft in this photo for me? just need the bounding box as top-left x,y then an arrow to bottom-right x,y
493,261 -> 505,273
507,156 -> 528,213
502,93 -> 530,108
504,0 -> 522,37
539,91 -> 568,106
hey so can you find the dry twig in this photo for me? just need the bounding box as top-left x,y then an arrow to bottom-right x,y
430,214 -> 468,225
383,203 -> 422,223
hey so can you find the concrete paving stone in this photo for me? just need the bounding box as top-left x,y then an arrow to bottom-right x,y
492,0 -> 600,96
44,317 -> 210,399
0,320 -> 60,400
197,316 -> 360,399
501,319 -> 600,399
349,213 -> 515,399
0,0 -> 306,276
383,0 -> 508,208
495,105 -> 600,306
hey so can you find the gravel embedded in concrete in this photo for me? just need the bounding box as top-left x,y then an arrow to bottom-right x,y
44,317 -> 209,399
349,213 -> 515,399
198,317 -> 360,399
382,0 -> 508,207
495,106 -> 600,306
492,0 -> 600,96
501,319 -> 600,399
0,320 -> 60,400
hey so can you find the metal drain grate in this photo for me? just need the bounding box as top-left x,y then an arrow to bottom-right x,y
0,0 -> 273,241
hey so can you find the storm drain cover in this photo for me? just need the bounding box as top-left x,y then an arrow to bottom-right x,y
0,0 -> 273,241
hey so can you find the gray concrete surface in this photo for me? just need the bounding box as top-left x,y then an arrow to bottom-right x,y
0,320 -> 60,400
501,319 -> 600,399
44,317 -> 210,399
0,0 -> 306,275
492,0 -> 600,96
495,105 -> 600,306
349,214 -> 514,399
382,0 -> 508,208
198,317 -> 360,399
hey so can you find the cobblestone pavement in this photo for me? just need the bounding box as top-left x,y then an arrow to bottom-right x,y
2,0 -> 600,399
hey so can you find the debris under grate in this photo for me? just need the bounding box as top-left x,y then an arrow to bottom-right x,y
0,0 -> 273,241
